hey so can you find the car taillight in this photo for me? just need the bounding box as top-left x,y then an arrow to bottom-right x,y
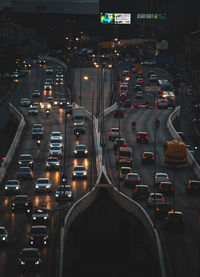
146,136 -> 148,139
149,198 -> 152,201
156,208 -> 160,211
114,143 -> 118,145
162,199 -> 165,202
120,132 -> 122,135
138,135 -> 140,139
184,157 -> 186,160
137,178 -> 140,181
159,187 -> 163,189
188,184 -> 191,189
120,171 -> 122,174
152,157 -> 155,160
155,178 -> 159,181
109,132 -> 112,134
143,156 -> 146,159
171,187 -> 174,190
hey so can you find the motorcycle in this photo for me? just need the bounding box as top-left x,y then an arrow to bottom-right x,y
36,139 -> 41,148
75,130 -> 80,139
46,109 -> 50,117
132,122 -> 136,130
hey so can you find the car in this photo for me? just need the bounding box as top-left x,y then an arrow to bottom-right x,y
4,179 -> 21,194
0,227 -> 8,244
56,73 -> 64,78
28,107 -> 38,115
50,131 -> 63,141
31,207 -> 50,224
32,123 -> 44,139
148,70 -> 155,77
136,132 -> 148,143
113,138 -> 127,152
28,225 -> 49,246
132,185 -> 150,200
154,173 -> 169,186
43,83 -> 52,90
66,104 -> 73,114
177,131 -> 184,140
124,173 -> 141,187
186,85 -> 193,96
34,178 -> 52,193
113,108 -> 124,118
55,77 -> 64,85
39,102 -> 51,109
136,71 -> 143,78
149,74 -> 157,82
47,96 -> 54,105
157,98 -> 168,109
134,84 -> 142,91
132,99 -> 139,108
157,181 -> 174,194
73,144 -> 88,157
11,195 -> 32,212
32,90 -> 41,98
45,78 -> 54,85
18,248 -> 42,269
141,152 -> 154,164
120,92 -> 128,99
136,91 -> 144,98
185,180 -> 200,194
73,123 -> 86,134
165,211 -> 184,231
154,203 -> 173,219
59,98 -> 67,108
55,185 -> 73,201
72,166 -> 87,179
17,167 -> 33,180
123,99 -> 133,108
119,167 -> 132,180
18,154 -> 34,169
46,157 -> 60,170
49,138 -> 63,149
46,67 -> 54,73
108,128 -> 121,141
147,193 -> 165,207
122,70 -> 130,77
31,102 -> 40,109
136,78 -> 143,84
20,98 -> 30,107
49,146 -> 63,158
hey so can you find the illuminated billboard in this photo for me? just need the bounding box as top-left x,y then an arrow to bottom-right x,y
100,13 -> 115,24
100,13 -> 131,24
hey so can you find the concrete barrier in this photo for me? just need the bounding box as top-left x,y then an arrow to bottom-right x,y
0,103 -> 25,183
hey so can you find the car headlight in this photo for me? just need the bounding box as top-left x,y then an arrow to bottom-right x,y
5,187 -> 8,190
36,185 -> 39,188
44,216 -> 47,220
46,185 -> 50,188
84,150 -> 88,153
30,237 -> 34,240
74,150 -> 78,154
55,194 -> 59,197
29,161 -> 33,164
46,163 -> 50,166
16,186 -> 19,190
73,172 -> 76,176
12,203 -> 15,206
68,193 -> 72,197
83,172 -> 87,175
19,161 -> 22,164
2,237 -> 6,240
20,261 -> 25,265
33,217 -> 36,220
56,162 -> 59,166
35,260 -> 40,265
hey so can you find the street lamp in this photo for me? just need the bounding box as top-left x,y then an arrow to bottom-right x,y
84,75 -> 95,188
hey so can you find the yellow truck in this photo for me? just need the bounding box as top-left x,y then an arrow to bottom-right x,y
164,140 -> 186,164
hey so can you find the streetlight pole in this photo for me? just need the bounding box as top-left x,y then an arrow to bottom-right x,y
79,67 -> 82,106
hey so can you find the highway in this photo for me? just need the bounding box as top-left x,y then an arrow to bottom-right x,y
0,60 -> 199,277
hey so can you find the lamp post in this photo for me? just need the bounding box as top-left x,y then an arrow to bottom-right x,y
84,75 -> 95,188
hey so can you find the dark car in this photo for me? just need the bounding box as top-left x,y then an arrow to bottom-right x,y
18,154 -> 34,169
136,132 -> 149,143
66,104 -> 73,115
155,203 -> 173,219
59,98 -> 67,108
185,180 -> 200,194
55,185 -> 73,201
113,108 -> 124,118
113,138 -> 127,152
4,179 -> 21,194
0,227 -> 8,244
11,195 -> 32,212
157,181 -> 174,194
123,99 -> 133,109
73,123 -> 86,134
141,152 -> 154,164
119,167 -> 132,180
31,207 -> 50,224
17,166 -> 33,180
132,185 -> 150,200
28,225 -> 49,246
134,84 -> 142,91
73,144 -> 88,157
165,211 -> 184,231
32,90 -> 41,98
18,248 -> 42,269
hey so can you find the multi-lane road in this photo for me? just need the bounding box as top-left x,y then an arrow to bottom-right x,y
0,60 -> 199,277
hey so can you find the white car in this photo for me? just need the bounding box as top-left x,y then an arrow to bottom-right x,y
50,131 -> 63,141
72,166 -> 87,179
154,173 -> 169,186
49,138 -> 63,149
108,128 -> 121,141
147,193 -> 165,207
49,146 -> 63,158
35,178 -> 52,192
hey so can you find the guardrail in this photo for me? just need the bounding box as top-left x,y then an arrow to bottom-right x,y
0,103 -> 25,183
167,105 -> 200,179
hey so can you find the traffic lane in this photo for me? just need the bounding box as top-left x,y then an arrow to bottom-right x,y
104,108 -> 199,277
0,88 -> 93,277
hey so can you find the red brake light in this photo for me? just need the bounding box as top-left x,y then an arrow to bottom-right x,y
171,187 -> 174,190
114,143 -> 118,145
162,199 -> 165,202
152,157 -> 155,160
155,178 -> 159,181
120,171 -> 122,174
188,184 -> 191,189
156,208 -> 160,211
109,132 -> 112,134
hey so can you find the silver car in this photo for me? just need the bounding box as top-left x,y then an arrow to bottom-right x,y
72,166 -> 87,179
35,178 -> 52,193
46,157 -> 60,170
4,179 -> 21,194
49,146 -> 63,158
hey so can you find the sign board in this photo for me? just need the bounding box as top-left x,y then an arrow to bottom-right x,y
145,86 -> 161,91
